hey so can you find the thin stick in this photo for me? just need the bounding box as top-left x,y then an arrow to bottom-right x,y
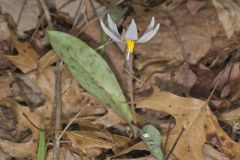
52,61 -> 62,160
22,113 -> 44,132
38,0 -> 53,29
76,0 -> 124,36
163,119 -> 173,152
16,0 -> 27,27
57,104 -> 89,142
30,15 -> 45,43
123,67 -> 144,84
72,0 -> 85,29
165,126 -> 185,160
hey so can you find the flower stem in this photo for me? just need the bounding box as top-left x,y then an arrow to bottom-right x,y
127,53 -> 136,128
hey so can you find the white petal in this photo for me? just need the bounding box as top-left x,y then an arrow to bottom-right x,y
144,17 -> 155,34
125,19 -> 138,40
107,14 -> 121,38
137,23 -> 160,43
100,19 -> 122,42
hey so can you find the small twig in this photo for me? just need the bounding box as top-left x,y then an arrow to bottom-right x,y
165,126 -> 185,160
123,67 -> 144,84
22,113 -> 44,132
58,0 -> 76,10
0,108 -> 5,121
38,0 -> 53,29
95,39 -> 113,50
72,0 -> 85,29
75,0 -> 124,36
52,61 -> 62,160
16,0 -> 27,27
57,104 -> 89,142
163,119 -> 173,153
30,15 -> 45,43
187,80 -> 219,131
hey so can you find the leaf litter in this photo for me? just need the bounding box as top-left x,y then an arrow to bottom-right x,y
0,0 -> 240,160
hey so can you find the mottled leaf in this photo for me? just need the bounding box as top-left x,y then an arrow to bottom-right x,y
47,31 -> 133,124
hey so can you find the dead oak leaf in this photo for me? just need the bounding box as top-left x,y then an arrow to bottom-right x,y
5,38 -> 39,73
0,98 -> 41,158
66,130 -> 131,156
136,89 -> 240,159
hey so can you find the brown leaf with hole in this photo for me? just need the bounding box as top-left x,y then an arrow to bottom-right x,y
5,38 -> 39,73
136,89 -> 240,159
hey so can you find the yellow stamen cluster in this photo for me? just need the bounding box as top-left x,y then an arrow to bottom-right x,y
127,40 -> 135,54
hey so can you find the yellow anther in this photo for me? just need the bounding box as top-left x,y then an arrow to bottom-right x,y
127,40 -> 135,54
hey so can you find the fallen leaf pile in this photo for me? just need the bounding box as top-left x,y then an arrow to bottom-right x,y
0,0 -> 240,159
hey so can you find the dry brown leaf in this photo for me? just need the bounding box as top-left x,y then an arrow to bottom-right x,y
48,0 -> 83,20
186,0 -> 206,16
67,130 -> 131,156
203,144 -> 230,160
94,106 -> 125,127
0,0 -> 39,36
5,38 -> 39,73
136,89 -> 240,159
0,15 -> 11,41
145,63 -> 197,96
46,148 -> 83,160
38,50 -> 59,73
213,62 -> 240,90
0,148 -> 11,160
112,141 -> 147,158
12,75 -> 46,109
0,66 -> 97,158
212,0 -> 240,38
219,108 -> 240,126
0,98 -> 40,158
0,75 -> 14,100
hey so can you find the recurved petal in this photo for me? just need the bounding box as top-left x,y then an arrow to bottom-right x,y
125,19 -> 138,40
144,17 -> 155,34
100,19 -> 122,42
107,14 -> 121,38
137,23 -> 160,43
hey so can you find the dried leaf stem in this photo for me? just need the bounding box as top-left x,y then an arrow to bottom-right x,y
165,126 -> 185,160
38,0 -> 53,29
52,61 -> 62,160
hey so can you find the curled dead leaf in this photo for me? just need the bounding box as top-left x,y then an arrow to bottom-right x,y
136,88 -> 240,159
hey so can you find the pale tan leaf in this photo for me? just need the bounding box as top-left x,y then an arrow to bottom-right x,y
136,89 -> 240,159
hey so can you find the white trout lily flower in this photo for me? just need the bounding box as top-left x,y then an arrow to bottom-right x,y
100,14 -> 160,60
